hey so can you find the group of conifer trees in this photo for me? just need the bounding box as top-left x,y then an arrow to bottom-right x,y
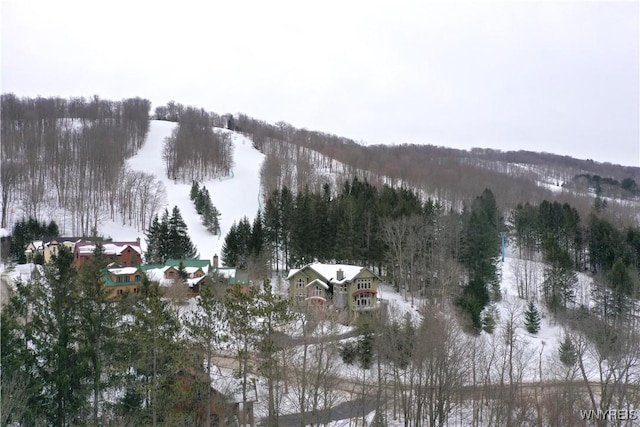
190,181 -> 221,235
1,245 -> 182,425
511,199 -> 640,319
6,217 -> 59,263
220,213 -> 264,270
458,189 -> 502,332
256,178 -> 425,272
144,205 -> 198,263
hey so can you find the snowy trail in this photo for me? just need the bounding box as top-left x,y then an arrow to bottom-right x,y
121,120 -> 264,264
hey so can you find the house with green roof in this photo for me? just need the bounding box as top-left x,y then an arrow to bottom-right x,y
211,254 -> 252,292
102,266 -> 143,298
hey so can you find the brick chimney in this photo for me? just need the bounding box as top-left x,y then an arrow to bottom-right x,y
213,254 -> 219,269
336,269 -> 344,281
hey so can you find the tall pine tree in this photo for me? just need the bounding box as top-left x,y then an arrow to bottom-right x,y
145,206 -> 198,263
524,301 -> 541,334
459,189 -> 501,333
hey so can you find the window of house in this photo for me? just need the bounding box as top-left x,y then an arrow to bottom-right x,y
339,283 -> 347,293
296,278 -> 304,288
117,289 -> 123,295
133,288 -> 138,293
135,275 -> 140,282
117,276 -> 122,283
355,294 -> 372,306
312,287 -> 323,297
356,279 -> 372,290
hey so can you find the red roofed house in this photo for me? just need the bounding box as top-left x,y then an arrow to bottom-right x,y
74,238 -> 142,268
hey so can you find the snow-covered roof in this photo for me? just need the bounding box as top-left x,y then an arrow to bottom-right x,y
186,276 -> 206,288
144,266 -> 170,283
28,240 -> 44,249
76,241 -> 141,256
306,277 -> 329,290
288,262 -> 367,285
215,267 -> 237,278
286,268 -> 300,280
108,267 -> 140,275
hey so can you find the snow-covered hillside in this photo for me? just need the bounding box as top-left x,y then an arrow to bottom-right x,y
101,120 -> 265,264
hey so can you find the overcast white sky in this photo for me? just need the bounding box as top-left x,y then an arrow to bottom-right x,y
2,0 -> 639,166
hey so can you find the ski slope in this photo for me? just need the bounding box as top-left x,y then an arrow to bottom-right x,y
104,120 -> 265,265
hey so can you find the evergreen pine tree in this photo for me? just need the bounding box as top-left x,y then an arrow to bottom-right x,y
77,242 -> 121,425
168,206 -> 197,259
22,246 -> 90,425
144,214 -> 162,263
263,190 -> 281,270
195,189 -> 205,214
334,198 -> 356,263
189,181 -> 199,201
224,285 -> 261,410
559,335 -> 577,367
254,278 -> 296,425
221,223 -> 239,267
279,187 -> 294,270
158,208 -> 171,262
235,216 -> 252,269
177,261 -> 188,281
459,189 -> 501,333
357,322 -> 375,370
609,258 -> 632,319
250,210 -> 264,257
524,301 -> 541,334
1,273 -> 48,425
183,281 -> 227,427
201,200 -> 212,229
123,276 -> 182,425
542,239 -> 576,313
211,205 -> 221,235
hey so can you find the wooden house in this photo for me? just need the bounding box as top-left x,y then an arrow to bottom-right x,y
287,262 -> 381,322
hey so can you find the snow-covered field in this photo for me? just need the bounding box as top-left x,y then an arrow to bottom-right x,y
102,120 -> 265,264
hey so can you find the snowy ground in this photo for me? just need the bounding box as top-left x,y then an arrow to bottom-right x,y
102,120 -> 265,264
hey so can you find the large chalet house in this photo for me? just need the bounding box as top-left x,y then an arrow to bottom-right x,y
25,237 -> 83,263
74,239 -> 142,268
287,262 -> 381,321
